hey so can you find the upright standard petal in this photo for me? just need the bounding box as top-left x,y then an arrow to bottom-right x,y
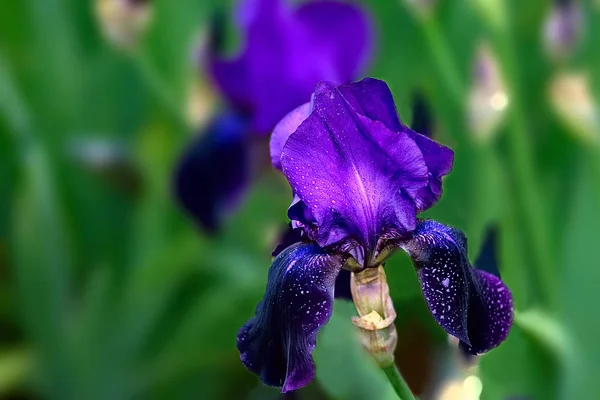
336,78 -> 454,212
400,220 -> 513,354
172,111 -> 249,232
208,0 -> 372,134
474,225 -> 501,278
281,80 -> 437,258
270,102 -> 311,171
237,242 -> 345,392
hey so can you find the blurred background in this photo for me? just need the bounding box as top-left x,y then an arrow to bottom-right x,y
1,0 -> 599,399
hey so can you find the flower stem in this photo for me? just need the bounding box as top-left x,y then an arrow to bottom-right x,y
382,364 -> 417,400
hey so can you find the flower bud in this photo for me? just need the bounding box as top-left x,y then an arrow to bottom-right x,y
543,0 -> 582,62
68,138 -> 142,196
467,43 -> 509,143
350,266 -> 398,367
550,72 -> 600,145
95,0 -> 153,51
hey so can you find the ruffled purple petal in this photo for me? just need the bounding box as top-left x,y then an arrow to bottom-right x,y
281,80 -> 433,256
270,102 -> 311,170
335,78 -> 454,212
401,220 -> 513,354
336,77 -> 403,132
404,130 -> 454,212
172,111 -> 249,232
407,93 -> 451,211
208,0 -> 372,134
237,242 -> 345,392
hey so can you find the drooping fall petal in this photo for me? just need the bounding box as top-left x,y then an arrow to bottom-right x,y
237,242 -> 345,392
401,220 -> 513,354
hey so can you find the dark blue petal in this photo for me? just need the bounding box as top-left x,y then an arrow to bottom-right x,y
333,269 -> 352,300
272,223 -> 304,258
460,268 -> 513,355
474,225 -> 501,278
172,111 -> 249,232
410,92 -> 433,138
272,226 -> 350,299
237,242 -> 345,392
401,220 -> 513,354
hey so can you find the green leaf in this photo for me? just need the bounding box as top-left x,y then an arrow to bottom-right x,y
12,143 -> 74,398
558,152 -> 600,399
479,323 -> 559,400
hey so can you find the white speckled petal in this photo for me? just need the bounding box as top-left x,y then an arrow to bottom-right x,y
401,220 -> 514,354
237,242 -> 344,392
461,268 -> 514,354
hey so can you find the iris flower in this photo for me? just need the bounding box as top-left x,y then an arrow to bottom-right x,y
238,78 -> 514,392
173,0 -> 372,231
543,0 -> 581,61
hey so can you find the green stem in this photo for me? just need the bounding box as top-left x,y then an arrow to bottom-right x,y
382,364 -> 417,400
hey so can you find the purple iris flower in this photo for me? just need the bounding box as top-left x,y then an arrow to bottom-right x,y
544,0 -> 581,60
173,111 -> 249,232
238,78 -> 514,392
173,0 -> 372,231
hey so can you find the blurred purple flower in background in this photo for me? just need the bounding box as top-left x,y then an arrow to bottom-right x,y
238,78 -> 514,392
173,0 -> 372,231
173,111 -> 249,232
543,0 -> 582,61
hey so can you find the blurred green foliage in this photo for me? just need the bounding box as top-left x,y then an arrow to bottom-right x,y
1,0 -> 600,399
